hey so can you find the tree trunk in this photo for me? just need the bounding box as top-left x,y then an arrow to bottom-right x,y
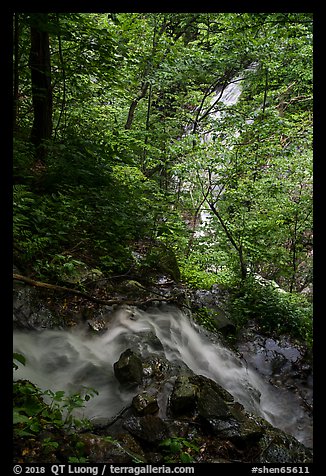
29,13 -> 53,162
207,200 -> 247,280
124,81 -> 149,130
54,13 -> 66,140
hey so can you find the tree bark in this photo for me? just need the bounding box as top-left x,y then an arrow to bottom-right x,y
206,201 -> 247,280
29,13 -> 53,161
54,13 -> 66,140
124,81 -> 149,130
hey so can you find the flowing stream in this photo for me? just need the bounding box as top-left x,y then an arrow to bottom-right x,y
13,305 -> 312,448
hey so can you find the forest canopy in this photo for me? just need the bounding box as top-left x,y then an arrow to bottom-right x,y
13,12 -> 313,340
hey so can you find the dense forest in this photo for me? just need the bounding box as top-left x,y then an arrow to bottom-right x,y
13,12 -> 313,465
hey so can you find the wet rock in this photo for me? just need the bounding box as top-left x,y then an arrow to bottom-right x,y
257,431 -> 313,463
123,415 -> 170,444
169,376 -> 198,416
142,354 -> 193,386
168,374 -> 235,420
211,312 -> 237,336
87,318 -> 107,332
229,414 -> 264,445
167,373 -> 264,447
190,285 -> 229,311
271,353 -> 287,375
113,349 -> 143,387
235,321 -> 313,448
13,284 -> 61,329
204,418 -> 241,439
122,331 -> 165,357
197,382 -> 231,420
193,374 -> 235,403
142,355 -> 172,381
132,392 -> 159,416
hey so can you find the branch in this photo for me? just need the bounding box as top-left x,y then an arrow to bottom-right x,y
124,82 -> 149,130
13,274 -> 175,306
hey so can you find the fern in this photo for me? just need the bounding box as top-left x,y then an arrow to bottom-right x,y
13,184 -> 36,206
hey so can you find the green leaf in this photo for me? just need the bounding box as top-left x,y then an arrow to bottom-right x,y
13,353 -> 26,367
180,452 -> 194,463
13,411 -> 30,425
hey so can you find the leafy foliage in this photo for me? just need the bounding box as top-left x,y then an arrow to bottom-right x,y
13,352 -> 26,370
228,277 -> 312,346
160,437 -> 200,463
13,12 -> 313,346
13,377 -> 98,437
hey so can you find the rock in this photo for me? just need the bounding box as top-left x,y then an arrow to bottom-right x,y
118,280 -> 147,298
113,349 -> 143,387
192,376 -> 264,445
192,374 -> 234,403
235,321 -> 313,447
132,392 -> 159,416
168,374 -> 234,420
146,243 -> 181,282
13,284 -> 61,329
211,312 -> 237,336
123,415 -> 170,444
87,318 -> 107,332
197,380 -> 232,420
204,417 -> 241,439
169,376 -> 198,416
257,431 -> 313,463
122,331 -> 165,358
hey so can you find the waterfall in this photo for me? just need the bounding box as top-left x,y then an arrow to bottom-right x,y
13,304 -> 312,447
195,63 -> 258,235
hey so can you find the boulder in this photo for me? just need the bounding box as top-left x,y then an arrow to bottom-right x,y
123,415 -> 170,444
169,376 -> 198,416
212,312 -> 237,336
132,392 -> 159,416
197,380 -> 232,420
257,430 -> 313,463
113,349 -> 143,387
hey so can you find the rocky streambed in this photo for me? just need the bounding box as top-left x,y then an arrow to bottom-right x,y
13,274 -> 313,463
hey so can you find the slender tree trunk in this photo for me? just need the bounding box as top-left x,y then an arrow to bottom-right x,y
207,200 -> 247,280
124,16 -> 167,131
289,205 -> 300,293
29,13 -> 53,162
54,13 -> 66,140
124,15 -> 197,131
124,81 -> 149,130
141,83 -> 152,172
262,68 -> 268,116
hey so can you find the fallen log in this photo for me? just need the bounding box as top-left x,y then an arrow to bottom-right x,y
13,273 -> 174,307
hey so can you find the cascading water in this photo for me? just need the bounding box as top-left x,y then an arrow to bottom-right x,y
195,64 -> 258,235
13,304 -> 312,448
